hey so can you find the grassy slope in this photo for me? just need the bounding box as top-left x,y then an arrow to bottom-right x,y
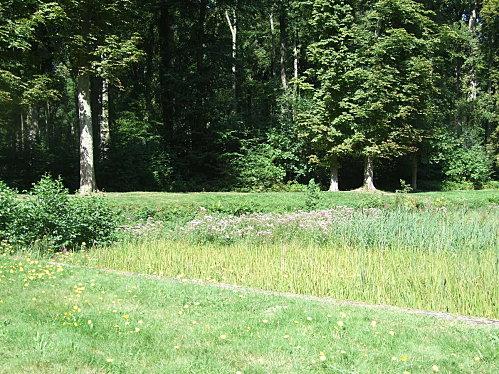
103,190 -> 499,211
99,190 -> 499,224
1,256 -> 498,374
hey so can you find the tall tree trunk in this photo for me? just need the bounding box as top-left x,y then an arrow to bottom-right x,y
77,73 -> 96,194
279,1 -> 288,90
468,1 -> 479,101
26,105 -> 39,148
20,111 -> 25,151
99,78 -> 110,160
225,8 -> 238,99
293,31 -> 299,93
411,154 -> 418,191
363,156 -> 376,191
270,13 -> 276,78
328,157 -> 340,192
159,0 -> 175,144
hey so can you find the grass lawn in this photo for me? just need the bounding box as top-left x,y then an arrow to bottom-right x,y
101,190 -> 499,218
1,255 -> 498,373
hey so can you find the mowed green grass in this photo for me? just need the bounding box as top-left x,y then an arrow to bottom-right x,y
102,190 -> 499,215
0,256 -> 498,374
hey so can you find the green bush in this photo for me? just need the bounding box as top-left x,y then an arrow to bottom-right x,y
0,181 -> 17,239
229,143 -> 286,191
441,180 -> 475,191
482,180 -> 499,190
4,176 -> 118,252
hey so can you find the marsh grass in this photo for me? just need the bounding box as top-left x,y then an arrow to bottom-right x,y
67,237 -> 499,320
63,206 -> 499,319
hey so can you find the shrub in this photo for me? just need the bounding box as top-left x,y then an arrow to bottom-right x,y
229,143 -> 286,191
482,180 -> 499,190
5,176 -> 118,252
0,181 -> 17,240
441,180 -> 475,191
305,179 -> 321,210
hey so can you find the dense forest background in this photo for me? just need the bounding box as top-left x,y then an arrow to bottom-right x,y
0,0 -> 497,192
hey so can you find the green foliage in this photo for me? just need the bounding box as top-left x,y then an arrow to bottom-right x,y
2,176 -> 117,252
441,180 -> 475,191
0,181 -> 17,238
433,131 -> 494,187
229,143 -> 286,191
305,178 -> 321,209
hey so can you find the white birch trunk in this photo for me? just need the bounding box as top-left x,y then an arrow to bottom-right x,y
100,78 -> 110,160
468,2 -> 479,101
270,13 -> 275,77
279,8 -> 287,90
78,73 -> 96,194
225,9 -> 237,95
363,156 -> 376,191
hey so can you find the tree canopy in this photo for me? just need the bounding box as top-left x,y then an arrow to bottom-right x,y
0,0 -> 497,192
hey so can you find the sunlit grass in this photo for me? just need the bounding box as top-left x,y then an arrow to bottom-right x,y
1,255 -> 498,373
65,238 -> 499,319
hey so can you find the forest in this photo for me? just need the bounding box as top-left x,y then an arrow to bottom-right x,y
0,0 -> 498,193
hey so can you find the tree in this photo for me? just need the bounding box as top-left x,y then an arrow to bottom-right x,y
346,0 -> 437,190
298,0 -> 357,191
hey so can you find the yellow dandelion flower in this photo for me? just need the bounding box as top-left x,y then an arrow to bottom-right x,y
474,356 -> 480,362
400,354 -> 409,362
122,314 -> 129,320
319,352 -> 327,362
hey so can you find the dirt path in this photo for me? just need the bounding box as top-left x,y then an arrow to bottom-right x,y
51,261 -> 499,328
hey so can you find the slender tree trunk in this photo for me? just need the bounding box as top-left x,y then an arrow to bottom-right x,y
77,73 -> 96,194
411,154 -> 418,191
363,156 -> 376,191
99,78 -> 110,160
279,1 -> 288,90
20,112 -> 24,151
293,32 -> 299,91
26,105 -> 39,148
468,1 -> 479,101
225,8 -> 238,98
328,157 -> 339,192
159,0 -> 174,143
270,13 -> 276,78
